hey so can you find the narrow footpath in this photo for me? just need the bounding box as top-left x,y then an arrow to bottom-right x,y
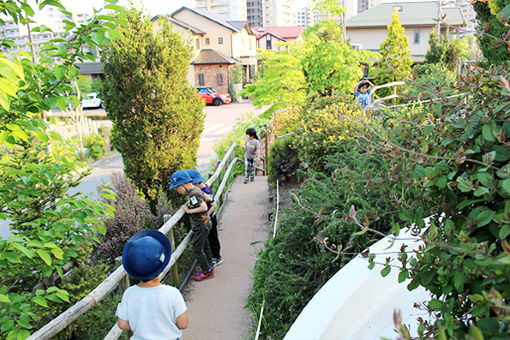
182,175 -> 270,340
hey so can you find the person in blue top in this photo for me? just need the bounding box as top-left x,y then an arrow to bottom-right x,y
354,79 -> 375,110
116,230 -> 189,340
186,169 -> 222,266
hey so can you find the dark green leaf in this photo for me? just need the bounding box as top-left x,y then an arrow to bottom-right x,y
380,265 -> 391,277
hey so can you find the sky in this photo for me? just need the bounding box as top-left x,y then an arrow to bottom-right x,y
61,0 -> 312,16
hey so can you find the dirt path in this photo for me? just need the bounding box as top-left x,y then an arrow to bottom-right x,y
182,176 -> 270,340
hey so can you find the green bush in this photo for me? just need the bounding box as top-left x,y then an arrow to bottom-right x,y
102,9 -> 204,208
408,63 -> 456,98
267,135 -> 301,184
84,133 -> 106,160
385,64 -> 510,339
250,148 -> 407,339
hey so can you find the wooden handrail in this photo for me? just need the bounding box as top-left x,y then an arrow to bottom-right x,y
28,143 -> 238,340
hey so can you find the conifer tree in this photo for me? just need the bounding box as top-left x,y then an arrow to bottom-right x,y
102,9 -> 205,208
374,8 -> 413,98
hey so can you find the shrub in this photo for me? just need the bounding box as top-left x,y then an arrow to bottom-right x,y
95,173 -> 162,264
250,148 -> 407,339
294,99 -> 365,171
408,63 -> 456,98
267,135 -> 301,184
272,106 -> 304,136
387,64 -> 510,339
84,133 -> 106,160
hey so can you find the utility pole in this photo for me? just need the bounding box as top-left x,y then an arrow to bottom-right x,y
436,0 -> 441,35
341,0 -> 346,42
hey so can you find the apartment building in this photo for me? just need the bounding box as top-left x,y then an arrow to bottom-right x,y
247,0 -> 295,27
0,7 -> 90,58
358,0 -> 381,13
296,6 -> 311,27
195,0 -> 248,20
443,0 -> 476,32
247,0 -> 264,26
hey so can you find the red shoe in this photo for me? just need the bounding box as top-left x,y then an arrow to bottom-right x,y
193,267 -> 214,281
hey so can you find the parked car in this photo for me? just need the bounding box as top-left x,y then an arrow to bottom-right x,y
196,87 -> 231,106
81,92 -> 102,109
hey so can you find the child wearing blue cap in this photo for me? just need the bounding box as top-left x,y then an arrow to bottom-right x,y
354,79 -> 375,110
186,169 -> 222,266
170,170 -> 215,281
116,230 -> 189,339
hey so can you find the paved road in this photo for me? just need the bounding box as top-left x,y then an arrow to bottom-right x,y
0,102 -> 268,239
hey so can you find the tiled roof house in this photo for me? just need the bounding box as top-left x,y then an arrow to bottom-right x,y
251,25 -> 303,50
346,1 -> 465,60
152,7 -> 257,92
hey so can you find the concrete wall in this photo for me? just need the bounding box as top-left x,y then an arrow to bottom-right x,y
347,25 -> 434,56
194,64 -> 230,93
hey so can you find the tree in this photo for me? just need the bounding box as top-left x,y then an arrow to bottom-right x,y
240,48 -> 306,109
242,4 -> 377,107
101,10 -> 205,208
300,20 -> 376,97
374,8 -> 413,98
425,30 -> 467,71
472,0 -> 510,66
0,1 -> 123,338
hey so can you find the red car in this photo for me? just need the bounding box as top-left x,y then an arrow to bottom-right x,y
196,87 -> 231,106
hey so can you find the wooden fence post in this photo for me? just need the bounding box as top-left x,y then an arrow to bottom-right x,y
164,214 -> 179,285
115,256 -> 129,296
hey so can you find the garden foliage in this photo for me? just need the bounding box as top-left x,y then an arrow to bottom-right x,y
251,99 -> 420,338
408,63 -> 457,98
0,1 -> 125,338
102,9 -> 205,208
424,30 -> 467,72
374,8 -> 413,98
473,0 -> 510,66
378,65 -> 510,339
95,173 -> 173,265
241,3 -> 377,106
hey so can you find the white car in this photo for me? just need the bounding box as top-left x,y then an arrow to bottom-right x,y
81,92 -> 102,109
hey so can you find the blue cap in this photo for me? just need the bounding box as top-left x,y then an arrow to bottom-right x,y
122,230 -> 172,280
169,170 -> 192,189
186,169 -> 206,184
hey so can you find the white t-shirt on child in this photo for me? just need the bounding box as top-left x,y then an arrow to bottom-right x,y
116,285 -> 187,340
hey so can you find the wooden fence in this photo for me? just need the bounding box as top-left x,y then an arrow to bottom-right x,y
369,81 -> 406,109
27,143 -> 239,340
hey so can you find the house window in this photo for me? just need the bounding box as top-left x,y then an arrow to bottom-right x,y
205,37 -> 210,45
196,38 -> 200,49
198,74 -> 204,85
414,30 -> 421,44
266,39 -> 272,49
218,37 -> 223,44
217,73 -> 223,85
249,65 -> 256,78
